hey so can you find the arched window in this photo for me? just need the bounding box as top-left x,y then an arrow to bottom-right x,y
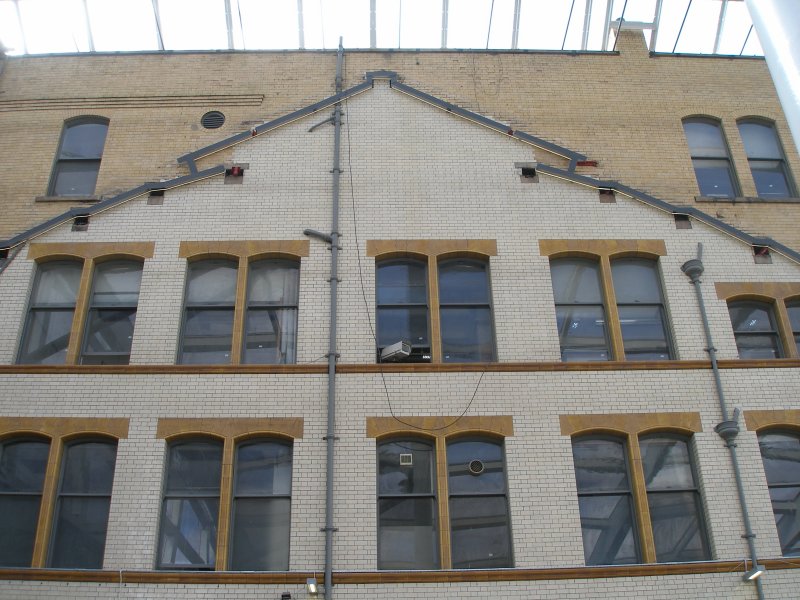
683,118 -> 738,198
229,440 -> 292,570
158,439 -> 223,569
377,438 -> 438,569
611,258 -> 672,360
446,438 -> 511,568
0,438 -> 50,567
81,260 -> 143,365
787,301 -> 800,357
243,259 -> 299,364
49,118 -> 109,197
640,435 -> 710,562
738,120 -> 796,198
757,431 -> 800,555
18,260 -> 83,364
49,439 -> 118,568
179,259 -> 238,364
571,436 -> 638,565
438,259 -> 496,362
727,300 -> 783,359
550,257 -> 610,361
376,259 -> 430,362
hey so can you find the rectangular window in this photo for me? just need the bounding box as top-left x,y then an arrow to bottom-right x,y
683,118 -> 739,198
738,120 -> 796,198
49,118 -> 109,197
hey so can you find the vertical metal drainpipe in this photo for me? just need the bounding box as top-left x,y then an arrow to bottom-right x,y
681,245 -> 765,600
323,38 -> 344,600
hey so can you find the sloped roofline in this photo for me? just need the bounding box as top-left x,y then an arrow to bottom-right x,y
1,72 -> 799,266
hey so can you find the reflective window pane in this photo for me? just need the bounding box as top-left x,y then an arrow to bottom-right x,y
0,441 -> 49,492
691,158 -> 737,198
440,306 -> 494,362
617,305 -> 671,360
378,440 -> 434,495
683,120 -> 728,157
611,260 -> 662,304
648,491 -> 709,562
243,308 -> 297,364
159,497 -> 219,568
729,301 -> 782,359
759,433 -> 800,486
556,306 -> 609,361
572,438 -> 630,493
377,307 -> 429,348
180,309 -> 234,364
52,161 -> 101,196
18,309 -> 75,364
31,262 -> 82,305
378,497 -> 438,569
577,494 -> 638,565
235,442 -> 292,496
750,160 -> 792,198
186,261 -> 238,304
60,442 -> 117,494
50,119 -> 108,197
447,440 -> 505,495
551,259 -> 604,304
641,438 -> 694,490
82,309 -> 136,358
377,261 -> 427,304
769,485 -> 800,555
59,122 -> 108,160
734,334 -> 783,359
247,261 -> 299,306
449,496 -> 511,568
91,262 -> 142,306
165,442 -> 222,494
438,260 -> 490,304
230,498 -> 290,570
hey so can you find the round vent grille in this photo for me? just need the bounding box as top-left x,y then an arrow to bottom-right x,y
201,111 -> 225,129
468,460 -> 484,475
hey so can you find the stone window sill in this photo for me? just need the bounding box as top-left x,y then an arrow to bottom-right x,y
695,195 -> 800,204
35,195 -> 99,203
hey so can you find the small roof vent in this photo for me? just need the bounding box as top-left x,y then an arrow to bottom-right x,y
201,111 -> 225,129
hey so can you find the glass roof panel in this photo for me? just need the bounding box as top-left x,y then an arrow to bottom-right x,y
87,0 -> 160,52
157,0 -> 227,50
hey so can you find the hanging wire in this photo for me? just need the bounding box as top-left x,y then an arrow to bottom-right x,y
611,0 -> 629,52
672,0 -> 694,53
237,0 -> 245,50
398,0 -> 402,48
739,24 -> 753,56
486,0 -> 495,49
561,0 -> 577,51
343,91 -> 488,432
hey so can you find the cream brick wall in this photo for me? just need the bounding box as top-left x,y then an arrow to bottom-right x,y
0,56 -> 799,598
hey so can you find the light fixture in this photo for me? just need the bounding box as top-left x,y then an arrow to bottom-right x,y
306,577 -> 319,595
743,565 -> 766,581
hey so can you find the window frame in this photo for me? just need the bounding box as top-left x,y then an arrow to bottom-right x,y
17,243 -> 154,366
541,240 -> 673,362
561,412 -> 708,565
48,116 -> 109,198
727,299 -> 784,359
682,116 -> 740,199
156,418 -> 301,571
368,415 -> 513,570
737,118 -> 797,199
0,417 -> 128,569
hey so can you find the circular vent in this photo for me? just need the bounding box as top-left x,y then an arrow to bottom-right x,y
468,460 -> 485,475
201,111 -> 225,129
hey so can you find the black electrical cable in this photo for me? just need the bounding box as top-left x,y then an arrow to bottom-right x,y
344,93 -> 487,432
562,0 -> 576,51
739,25 -> 753,56
673,0 -> 693,54
611,0 -> 629,52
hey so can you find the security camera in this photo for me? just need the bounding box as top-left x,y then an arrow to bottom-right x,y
380,341 -> 411,362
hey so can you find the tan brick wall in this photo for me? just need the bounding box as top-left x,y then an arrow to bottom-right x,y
1,32 -> 798,248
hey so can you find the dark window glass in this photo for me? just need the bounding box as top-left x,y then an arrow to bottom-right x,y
243,260 -> 299,364
49,440 -> 118,568
787,301 -> 800,356
728,301 -> 783,359
229,440 -> 292,570
81,261 -> 143,365
377,439 -> 438,569
438,260 -> 496,363
179,260 -> 237,364
18,261 -> 83,364
158,440 -> 222,569
611,259 -> 672,360
49,119 -> 108,196
683,119 -> 738,198
376,260 -> 430,362
550,258 -> 610,361
738,121 -> 796,198
446,439 -> 511,568
640,436 -> 710,562
757,432 -> 800,555
571,437 -> 638,565
0,439 -> 50,567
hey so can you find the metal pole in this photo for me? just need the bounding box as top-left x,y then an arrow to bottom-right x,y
745,0 -> 800,157
13,0 -> 27,55
681,248 -> 765,600
297,0 -> 305,49
601,0 -> 613,51
151,0 -> 165,51
581,0 -> 593,51
511,0 -> 521,49
224,0 -> 234,50
441,0 -> 449,49
370,0 -> 377,48
650,0 -> 663,51
713,0 -> 729,54
322,38 -> 344,600
81,0 -> 95,52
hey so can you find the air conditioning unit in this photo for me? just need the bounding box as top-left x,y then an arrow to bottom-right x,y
380,340 -> 411,362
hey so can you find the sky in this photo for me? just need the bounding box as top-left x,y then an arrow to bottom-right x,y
0,0 -> 763,56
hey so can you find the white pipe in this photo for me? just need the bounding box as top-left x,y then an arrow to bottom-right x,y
744,0 -> 800,157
